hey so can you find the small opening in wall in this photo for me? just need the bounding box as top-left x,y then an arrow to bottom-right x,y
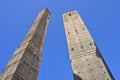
100,66 -> 103,68
83,27 -> 85,30
76,66 -> 78,69
90,69 -> 92,71
81,45 -> 83,49
90,42 -> 92,45
69,13 -> 71,16
75,29 -> 78,34
104,72 -> 106,74
71,48 -> 74,51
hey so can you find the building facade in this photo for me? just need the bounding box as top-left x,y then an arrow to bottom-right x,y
63,10 -> 114,80
0,8 -> 50,80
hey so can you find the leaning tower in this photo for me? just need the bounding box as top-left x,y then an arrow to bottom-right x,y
63,10 -> 114,80
0,8 -> 50,80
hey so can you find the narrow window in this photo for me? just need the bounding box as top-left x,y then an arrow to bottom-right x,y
71,48 -> 74,51
76,66 -> 78,69
68,32 -> 70,34
90,69 -> 92,71
69,13 -> 71,16
90,42 -> 92,45
83,27 -> 85,30
75,29 -> 78,34
81,45 -> 83,49
100,66 -> 103,68
78,72 -> 80,74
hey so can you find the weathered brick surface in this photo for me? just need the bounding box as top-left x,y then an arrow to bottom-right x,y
0,8 -> 50,80
63,10 -> 114,80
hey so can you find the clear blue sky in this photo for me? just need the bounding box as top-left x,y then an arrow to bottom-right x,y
0,0 -> 120,80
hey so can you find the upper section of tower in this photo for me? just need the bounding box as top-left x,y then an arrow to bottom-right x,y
63,10 -> 96,59
34,8 -> 50,23
20,8 -> 50,50
27,8 -> 50,36
63,10 -> 84,25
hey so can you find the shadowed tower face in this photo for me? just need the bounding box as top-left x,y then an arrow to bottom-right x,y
63,10 -> 114,80
0,8 -> 50,80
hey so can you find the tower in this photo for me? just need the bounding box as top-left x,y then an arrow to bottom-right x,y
63,10 -> 114,80
0,8 -> 50,80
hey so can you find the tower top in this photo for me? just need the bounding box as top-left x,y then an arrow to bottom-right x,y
43,8 -> 51,14
63,10 -> 84,25
62,10 -> 78,16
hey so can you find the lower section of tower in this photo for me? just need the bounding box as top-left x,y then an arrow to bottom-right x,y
71,48 -> 114,80
0,57 -> 39,80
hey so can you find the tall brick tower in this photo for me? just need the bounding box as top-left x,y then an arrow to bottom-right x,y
0,8 -> 50,80
63,10 -> 114,80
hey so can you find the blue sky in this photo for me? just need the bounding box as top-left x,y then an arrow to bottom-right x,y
0,0 -> 120,80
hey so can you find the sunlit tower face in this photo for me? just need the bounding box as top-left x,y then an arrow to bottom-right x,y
63,10 -> 114,80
